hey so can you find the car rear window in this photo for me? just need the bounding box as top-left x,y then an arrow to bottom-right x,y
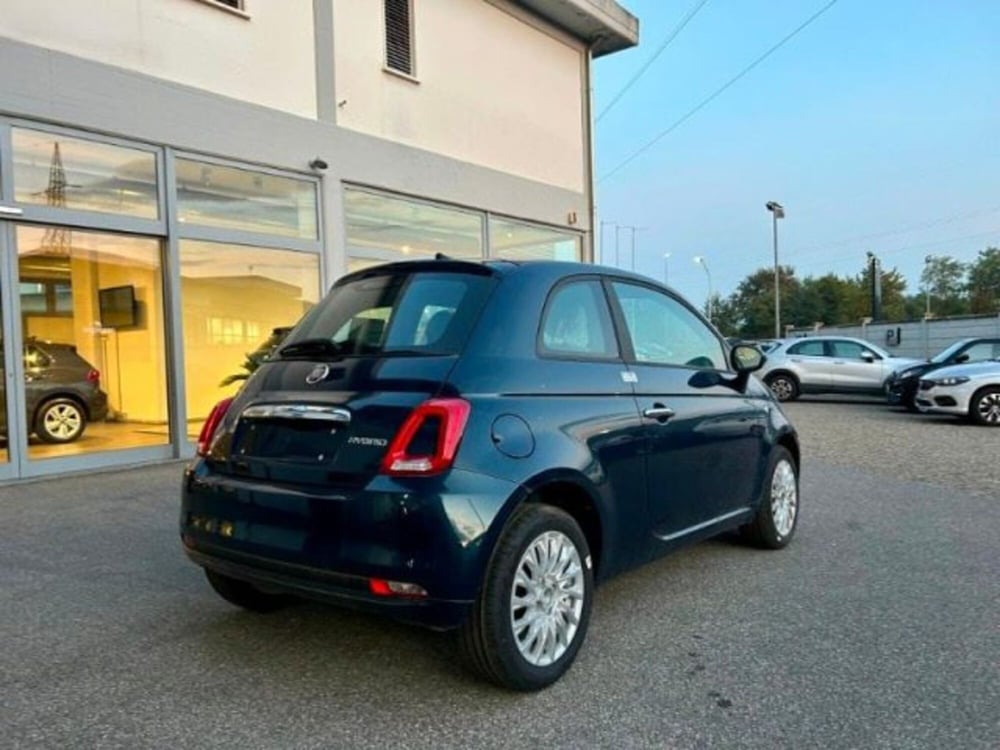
284,270 -> 495,357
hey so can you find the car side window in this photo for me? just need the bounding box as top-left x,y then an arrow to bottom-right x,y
610,281 -> 726,369
24,345 -> 52,369
959,342 -> 997,363
830,340 -> 870,360
787,340 -> 826,356
539,280 -> 619,359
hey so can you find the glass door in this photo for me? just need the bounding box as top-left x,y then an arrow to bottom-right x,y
13,225 -> 171,464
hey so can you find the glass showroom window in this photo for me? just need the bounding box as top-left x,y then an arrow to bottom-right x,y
14,226 -> 169,460
489,217 -> 581,261
11,128 -> 159,219
179,240 -> 320,430
344,187 -> 483,267
175,158 -> 318,240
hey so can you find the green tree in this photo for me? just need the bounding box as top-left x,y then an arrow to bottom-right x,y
968,247 -> 1000,313
920,255 -> 968,317
790,273 -> 863,328
724,266 -> 800,338
851,260 -> 909,322
709,293 -> 741,337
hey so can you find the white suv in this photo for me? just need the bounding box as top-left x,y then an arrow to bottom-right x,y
755,336 -> 921,402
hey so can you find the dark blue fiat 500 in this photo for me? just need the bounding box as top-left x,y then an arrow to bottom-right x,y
181,259 -> 799,690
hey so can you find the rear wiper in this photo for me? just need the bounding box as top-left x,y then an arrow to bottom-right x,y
278,338 -> 345,359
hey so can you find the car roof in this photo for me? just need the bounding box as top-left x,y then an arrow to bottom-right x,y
779,335 -> 874,345
336,258 -> 669,288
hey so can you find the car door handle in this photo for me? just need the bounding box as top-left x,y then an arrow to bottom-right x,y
642,405 -> 675,422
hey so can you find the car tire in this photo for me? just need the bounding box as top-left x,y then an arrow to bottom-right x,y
34,398 -> 87,443
969,386 -> 1000,427
204,569 -> 292,613
765,373 -> 799,402
458,503 -> 593,691
741,446 -> 799,549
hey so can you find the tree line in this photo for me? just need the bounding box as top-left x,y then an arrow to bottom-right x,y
709,246 -> 1000,338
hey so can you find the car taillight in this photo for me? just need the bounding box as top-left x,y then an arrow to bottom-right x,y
86,369 -> 100,384
196,397 -> 234,457
380,398 -> 471,476
368,578 -> 428,598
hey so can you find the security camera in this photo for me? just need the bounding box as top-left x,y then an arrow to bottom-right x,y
309,158 -> 329,171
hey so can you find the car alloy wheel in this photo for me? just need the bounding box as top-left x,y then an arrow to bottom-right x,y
767,375 -> 798,402
458,504 -> 593,691
36,399 -> 86,443
741,446 -> 799,549
972,387 -> 1000,426
770,458 -> 798,538
510,530 -> 585,668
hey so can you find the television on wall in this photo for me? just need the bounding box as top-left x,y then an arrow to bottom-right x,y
99,285 -> 136,328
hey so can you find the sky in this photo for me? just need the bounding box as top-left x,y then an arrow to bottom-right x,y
592,0 -> 1000,311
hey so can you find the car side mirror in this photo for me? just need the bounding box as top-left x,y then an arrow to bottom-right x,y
731,343 -> 765,373
954,353 -> 970,364
861,352 -> 876,362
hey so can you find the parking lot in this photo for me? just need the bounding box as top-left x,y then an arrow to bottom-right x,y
1,398 -> 997,749
783,395 -> 1000,497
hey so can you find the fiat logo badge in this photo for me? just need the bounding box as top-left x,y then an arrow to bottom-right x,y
305,364 -> 330,385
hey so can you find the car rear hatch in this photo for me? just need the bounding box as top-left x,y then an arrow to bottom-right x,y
201,262 -> 498,490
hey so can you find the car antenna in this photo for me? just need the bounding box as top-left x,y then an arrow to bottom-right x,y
435,253 -> 452,260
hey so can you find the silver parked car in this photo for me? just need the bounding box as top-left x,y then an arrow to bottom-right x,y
915,359 -> 1000,425
756,336 -> 921,402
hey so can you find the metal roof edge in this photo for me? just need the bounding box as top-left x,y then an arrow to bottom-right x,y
514,0 -> 639,56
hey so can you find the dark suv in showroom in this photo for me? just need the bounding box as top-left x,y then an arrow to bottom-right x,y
1,339 -> 109,444
181,259 -> 799,690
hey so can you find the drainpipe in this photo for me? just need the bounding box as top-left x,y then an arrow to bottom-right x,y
584,38 -> 601,263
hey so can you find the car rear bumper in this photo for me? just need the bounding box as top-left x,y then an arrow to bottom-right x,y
183,543 -> 471,629
89,390 -> 109,422
180,461 -> 521,628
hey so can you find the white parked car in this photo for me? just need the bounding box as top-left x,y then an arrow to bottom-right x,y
915,360 -> 1000,426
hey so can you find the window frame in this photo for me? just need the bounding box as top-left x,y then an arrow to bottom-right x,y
830,339 -> 881,361
383,0 -> 417,80
190,0 -> 250,19
787,340 -> 828,357
536,276 -> 622,363
604,276 -> 729,372
5,119 -> 166,236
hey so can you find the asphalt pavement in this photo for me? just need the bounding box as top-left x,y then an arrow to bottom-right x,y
1,400 -> 997,749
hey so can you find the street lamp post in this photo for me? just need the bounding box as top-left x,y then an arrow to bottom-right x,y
923,254 -> 934,318
663,252 -> 671,284
766,201 -> 785,338
628,227 -> 647,271
693,255 -> 713,322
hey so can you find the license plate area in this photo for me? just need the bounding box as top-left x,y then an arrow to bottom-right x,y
233,418 -> 346,463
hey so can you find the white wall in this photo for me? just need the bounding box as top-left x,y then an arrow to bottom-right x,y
333,0 -> 586,193
0,0 -> 317,119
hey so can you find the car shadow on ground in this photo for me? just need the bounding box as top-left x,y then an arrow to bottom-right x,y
183,533 -> 767,697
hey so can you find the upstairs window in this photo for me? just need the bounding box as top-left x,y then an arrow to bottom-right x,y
384,0 -> 414,76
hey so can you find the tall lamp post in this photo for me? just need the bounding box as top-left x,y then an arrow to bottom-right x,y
662,252 -> 671,284
628,226 -> 647,271
693,255 -> 713,322
766,201 -> 785,338
923,254 -> 934,318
